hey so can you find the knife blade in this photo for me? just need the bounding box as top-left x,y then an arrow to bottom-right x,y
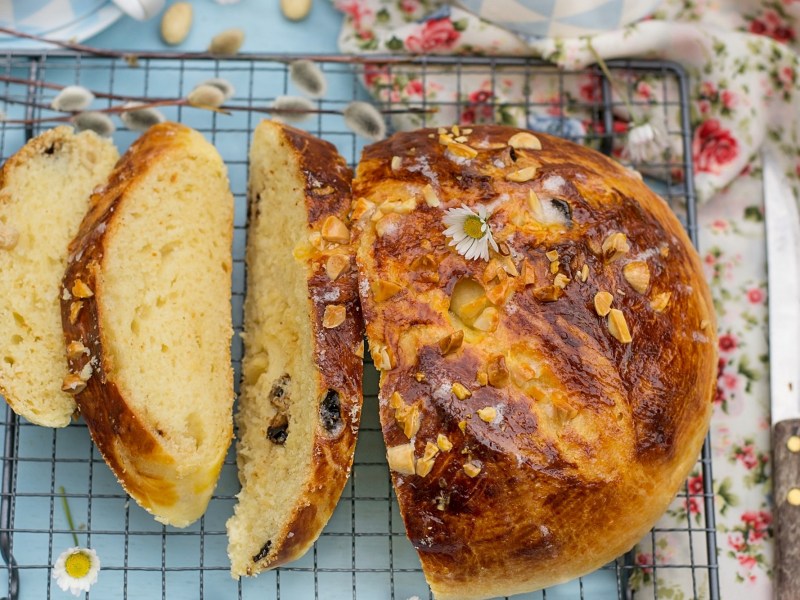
764,150 -> 800,600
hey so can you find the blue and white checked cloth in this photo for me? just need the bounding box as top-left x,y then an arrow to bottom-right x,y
451,0 -> 662,39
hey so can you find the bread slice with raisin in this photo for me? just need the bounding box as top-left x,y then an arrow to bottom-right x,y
353,126 -> 716,599
0,127 -> 119,427
226,120 -> 363,576
61,122 -> 234,527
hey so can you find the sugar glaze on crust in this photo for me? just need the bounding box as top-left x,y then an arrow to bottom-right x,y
353,126 -> 717,599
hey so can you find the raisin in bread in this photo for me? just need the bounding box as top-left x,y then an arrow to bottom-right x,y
0,127 -> 119,427
226,121 -> 363,576
61,122 -> 234,528
352,126 -> 717,599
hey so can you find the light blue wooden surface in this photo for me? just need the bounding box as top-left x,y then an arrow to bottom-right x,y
90,0 -> 344,53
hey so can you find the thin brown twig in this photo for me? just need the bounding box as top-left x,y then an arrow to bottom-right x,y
0,26 -> 422,65
0,74 -> 174,103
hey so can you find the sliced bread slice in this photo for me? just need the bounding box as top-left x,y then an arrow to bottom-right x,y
0,127 -> 119,427
61,122 -> 234,527
226,121 -> 363,576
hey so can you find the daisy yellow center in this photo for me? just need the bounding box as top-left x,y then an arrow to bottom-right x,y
463,215 -> 484,239
65,552 -> 91,579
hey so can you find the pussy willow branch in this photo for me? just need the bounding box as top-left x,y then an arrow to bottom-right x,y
0,26 -> 420,64
0,74 -> 176,103
2,99 -> 433,125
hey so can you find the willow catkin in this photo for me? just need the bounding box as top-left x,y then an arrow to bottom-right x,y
51,86 -> 95,112
289,60 -> 327,98
72,112 -> 116,137
343,101 -> 386,141
271,96 -> 315,123
120,103 -> 166,132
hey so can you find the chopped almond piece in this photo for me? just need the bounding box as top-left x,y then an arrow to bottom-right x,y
553,273 -> 571,289
508,132 -> 542,150
447,142 -> 479,159
458,420 -> 467,433
351,197 -> 375,221
549,260 -> 560,275
437,434 -> 453,452
371,344 -> 395,370
71,279 -> 93,298
371,279 -> 402,302
476,371 -> 488,386
421,184 -> 440,207
69,301 -> 84,324
391,156 -> 402,171
528,189 -> 543,217
320,215 -> 351,244
487,355 -> 509,388
601,232 -> 630,262
623,261 -> 651,293
608,309 -> 633,343
452,382 -> 472,400
386,443 -> 415,475
545,250 -> 559,261
439,330 -> 464,355
477,407 -> 497,423
61,373 -> 86,395
594,291 -> 613,317
650,291 -> 671,312
389,391 -> 404,409
402,405 -> 421,439
325,254 -> 350,280
322,304 -> 346,329
423,442 -> 440,461
416,457 -> 435,477
506,166 -> 537,183
463,460 -> 482,477
66,340 -> 88,360
381,197 -> 417,215
520,261 -> 536,287
414,372 -> 426,382
533,285 -> 563,302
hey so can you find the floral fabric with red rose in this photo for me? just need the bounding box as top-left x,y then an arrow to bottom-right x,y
331,0 -> 797,597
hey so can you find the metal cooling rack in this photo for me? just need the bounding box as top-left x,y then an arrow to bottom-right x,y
0,52 -> 718,599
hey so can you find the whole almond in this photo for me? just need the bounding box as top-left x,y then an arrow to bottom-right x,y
281,0 -> 313,22
161,2 -> 193,46
208,28 -> 245,57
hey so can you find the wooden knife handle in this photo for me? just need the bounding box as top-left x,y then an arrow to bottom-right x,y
773,419 -> 800,599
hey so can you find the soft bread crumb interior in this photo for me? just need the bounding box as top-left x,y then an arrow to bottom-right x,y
227,123 -> 317,576
99,151 -> 233,461
0,129 -> 118,426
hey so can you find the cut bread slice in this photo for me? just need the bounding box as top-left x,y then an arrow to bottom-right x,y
61,122 -> 234,528
0,127 -> 119,427
226,121 -> 363,576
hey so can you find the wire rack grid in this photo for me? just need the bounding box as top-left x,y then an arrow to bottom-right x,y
0,52 -> 717,600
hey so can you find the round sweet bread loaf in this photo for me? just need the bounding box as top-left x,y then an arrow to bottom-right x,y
352,125 -> 717,599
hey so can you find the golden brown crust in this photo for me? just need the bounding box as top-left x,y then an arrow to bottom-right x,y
353,126 -> 717,599
244,122 -> 363,571
0,126 -> 118,428
61,122 -> 231,527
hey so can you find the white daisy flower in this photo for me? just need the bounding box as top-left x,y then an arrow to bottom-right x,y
626,116 -> 669,164
442,204 -> 499,262
53,547 -> 100,596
